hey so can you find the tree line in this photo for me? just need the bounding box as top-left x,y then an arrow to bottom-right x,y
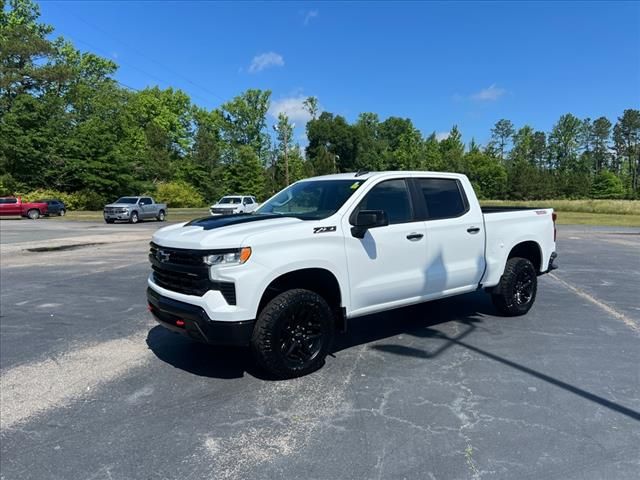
1,0 -> 639,208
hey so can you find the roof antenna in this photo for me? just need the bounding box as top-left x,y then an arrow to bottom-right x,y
355,169 -> 369,177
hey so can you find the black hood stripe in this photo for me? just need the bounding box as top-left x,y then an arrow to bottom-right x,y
185,213 -> 289,231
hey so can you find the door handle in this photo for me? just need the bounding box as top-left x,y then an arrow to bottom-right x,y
467,227 -> 481,234
406,233 -> 424,241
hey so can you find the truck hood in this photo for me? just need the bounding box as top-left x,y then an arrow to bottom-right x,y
210,203 -> 239,209
104,203 -> 135,208
152,214 -> 304,250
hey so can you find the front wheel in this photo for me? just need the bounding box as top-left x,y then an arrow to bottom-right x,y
129,211 -> 139,224
491,257 -> 538,316
27,209 -> 40,220
251,289 -> 335,379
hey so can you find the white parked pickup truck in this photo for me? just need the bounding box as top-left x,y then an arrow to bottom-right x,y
147,171 -> 557,378
209,195 -> 259,216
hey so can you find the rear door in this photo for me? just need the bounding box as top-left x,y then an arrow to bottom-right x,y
342,178 -> 429,316
139,197 -> 154,218
413,177 -> 485,296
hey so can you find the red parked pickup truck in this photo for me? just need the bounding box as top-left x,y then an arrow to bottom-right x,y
0,197 -> 48,219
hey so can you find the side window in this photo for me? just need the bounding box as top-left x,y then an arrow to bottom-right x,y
140,198 -> 152,205
359,179 -> 412,224
418,178 -> 468,220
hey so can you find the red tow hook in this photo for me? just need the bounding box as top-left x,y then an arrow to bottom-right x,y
175,319 -> 185,327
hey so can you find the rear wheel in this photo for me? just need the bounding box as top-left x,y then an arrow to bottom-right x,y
491,257 -> 537,316
27,209 -> 40,220
59,209 -> 66,217
157,210 -> 166,222
251,289 -> 335,379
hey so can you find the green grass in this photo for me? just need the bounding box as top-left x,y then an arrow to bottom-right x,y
52,201 -> 640,227
480,199 -> 640,215
51,208 -> 210,223
549,211 -> 640,227
480,199 -> 640,227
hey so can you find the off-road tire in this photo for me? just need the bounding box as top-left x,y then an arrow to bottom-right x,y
492,257 -> 537,316
129,211 -> 139,224
251,289 -> 335,379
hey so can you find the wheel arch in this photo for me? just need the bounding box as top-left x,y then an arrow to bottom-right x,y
507,240 -> 543,272
257,268 -> 345,331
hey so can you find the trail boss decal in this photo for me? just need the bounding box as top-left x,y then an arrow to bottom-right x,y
313,226 -> 336,234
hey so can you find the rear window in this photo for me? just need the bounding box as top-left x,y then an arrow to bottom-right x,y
417,178 -> 468,220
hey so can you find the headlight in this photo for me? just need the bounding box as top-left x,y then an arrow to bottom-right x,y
204,247 -> 252,266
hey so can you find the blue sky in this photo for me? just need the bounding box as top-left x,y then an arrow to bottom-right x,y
39,1 -> 640,145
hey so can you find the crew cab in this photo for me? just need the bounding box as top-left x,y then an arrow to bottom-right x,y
147,171 -> 558,378
209,195 -> 259,216
0,197 -> 48,219
103,196 -> 167,224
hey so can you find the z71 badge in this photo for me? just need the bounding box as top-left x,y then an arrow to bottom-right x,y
313,226 -> 336,234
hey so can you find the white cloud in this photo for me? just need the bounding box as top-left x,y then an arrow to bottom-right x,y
303,9 -> 319,26
269,95 -> 318,124
435,131 -> 450,141
248,52 -> 284,74
470,84 -> 506,101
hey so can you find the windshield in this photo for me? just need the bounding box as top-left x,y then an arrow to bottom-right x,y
219,197 -> 241,204
115,197 -> 138,204
256,179 -> 365,220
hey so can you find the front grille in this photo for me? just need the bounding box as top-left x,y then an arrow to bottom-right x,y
149,243 -> 236,304
104,207 -> 127,214
211,208 -> 236,214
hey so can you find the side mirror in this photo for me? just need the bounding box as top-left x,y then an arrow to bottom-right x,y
350,210 -> 389,238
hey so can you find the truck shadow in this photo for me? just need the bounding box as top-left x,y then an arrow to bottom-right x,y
145,290 -> 492,381
145,292 -> 640,422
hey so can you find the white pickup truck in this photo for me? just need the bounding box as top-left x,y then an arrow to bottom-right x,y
209,195 -> 259,216
147,171 -> 557,378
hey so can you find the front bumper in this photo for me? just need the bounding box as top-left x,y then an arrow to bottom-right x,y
146,287 -> 254,346
209,209 -> 239,216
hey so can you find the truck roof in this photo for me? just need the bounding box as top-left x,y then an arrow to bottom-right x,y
304,171 -> 468,181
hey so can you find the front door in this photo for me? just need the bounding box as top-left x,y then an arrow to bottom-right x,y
343,178 -> 428,317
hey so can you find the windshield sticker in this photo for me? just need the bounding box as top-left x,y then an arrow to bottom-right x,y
313,226 -> 336,234
350,182 -> 361,190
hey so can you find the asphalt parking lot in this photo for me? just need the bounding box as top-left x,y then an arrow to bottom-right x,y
1,219 -> 639,479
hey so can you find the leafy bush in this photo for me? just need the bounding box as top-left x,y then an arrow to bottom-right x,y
22,189 -> 106,210
73,189 -> 107,210
149,181 -> 205,208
